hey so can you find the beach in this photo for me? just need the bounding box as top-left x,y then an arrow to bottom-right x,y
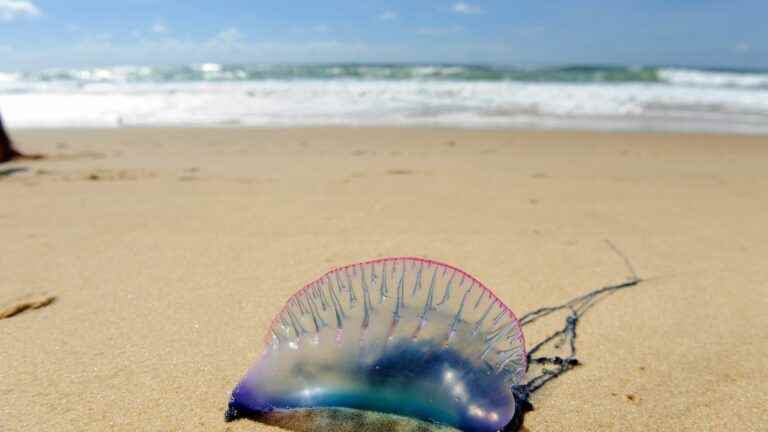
1,127 -> 767,431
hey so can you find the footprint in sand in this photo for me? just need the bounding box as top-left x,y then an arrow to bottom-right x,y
48,151 -> 107,161
83,169 -> 156,181
386,169 -> 415,175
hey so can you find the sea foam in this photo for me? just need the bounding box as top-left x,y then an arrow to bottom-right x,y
1,64 -> 767,133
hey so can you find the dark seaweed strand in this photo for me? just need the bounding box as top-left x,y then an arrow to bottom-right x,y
507,241 -> 642,432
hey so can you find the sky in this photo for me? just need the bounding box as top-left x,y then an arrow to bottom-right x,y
0,0 -> 766,70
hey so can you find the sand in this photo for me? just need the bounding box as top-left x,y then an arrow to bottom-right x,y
1,127 -> 767,431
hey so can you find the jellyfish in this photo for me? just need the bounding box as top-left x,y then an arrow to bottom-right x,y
226,245 -> 641,431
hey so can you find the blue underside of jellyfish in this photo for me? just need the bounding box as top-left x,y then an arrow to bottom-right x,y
229,340 -> 515,431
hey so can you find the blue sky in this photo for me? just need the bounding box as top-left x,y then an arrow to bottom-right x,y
0,0 -> 766,70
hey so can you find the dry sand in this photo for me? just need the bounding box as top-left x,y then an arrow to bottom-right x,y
1,127 -> 767,431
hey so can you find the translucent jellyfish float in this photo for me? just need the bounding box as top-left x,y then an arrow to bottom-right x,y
226,250 -> 641,431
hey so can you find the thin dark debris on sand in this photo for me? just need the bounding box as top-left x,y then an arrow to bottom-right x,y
0,295 -> 57,320
507,241 -> 643,431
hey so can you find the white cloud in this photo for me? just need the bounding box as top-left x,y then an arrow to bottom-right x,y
0,0 -> 41,21
451,2 -> 483,14
312,24 -> 330,33
151,22 -> 168,34
379,11 -> 398,21
417,26 -> 463,35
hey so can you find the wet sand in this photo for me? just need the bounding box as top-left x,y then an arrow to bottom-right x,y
1,127 -> 767,431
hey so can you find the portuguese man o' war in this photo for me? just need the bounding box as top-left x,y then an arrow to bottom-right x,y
226,249 -> 641,431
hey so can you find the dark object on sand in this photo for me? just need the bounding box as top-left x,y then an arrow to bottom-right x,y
0,113 -> 42,163
509,241 -> 641,430
0,295 -> 57,320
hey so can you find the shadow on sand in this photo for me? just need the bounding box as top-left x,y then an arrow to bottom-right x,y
0,167 -> 29,177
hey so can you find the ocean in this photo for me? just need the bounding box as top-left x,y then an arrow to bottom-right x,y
1,63 -> 767,133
